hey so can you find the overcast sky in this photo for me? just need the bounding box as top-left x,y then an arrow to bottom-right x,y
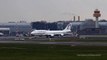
0,0 -> 107,22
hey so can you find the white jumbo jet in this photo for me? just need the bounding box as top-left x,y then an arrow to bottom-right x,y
31,23 -> 72,37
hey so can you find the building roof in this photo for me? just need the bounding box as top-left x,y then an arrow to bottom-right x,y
99,22 -> 107,26
71,21 -> 107,26
71,22 -> 83,25
0,28 -> 10,30
0,22 -> 31,26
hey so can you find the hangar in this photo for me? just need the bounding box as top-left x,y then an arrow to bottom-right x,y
0,28 -> 10,36
0,22 -> 32,36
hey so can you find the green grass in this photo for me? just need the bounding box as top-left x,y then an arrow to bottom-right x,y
0,43 -> 107,60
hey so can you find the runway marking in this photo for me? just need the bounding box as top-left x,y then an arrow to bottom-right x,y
0,47 -> 27,49
77,54 -> 102,56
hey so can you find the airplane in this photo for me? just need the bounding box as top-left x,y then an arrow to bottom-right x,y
31,23 -> 72,37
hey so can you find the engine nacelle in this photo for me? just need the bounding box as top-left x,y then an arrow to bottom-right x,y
61,34 -> 64,36
50,34 -> 54,36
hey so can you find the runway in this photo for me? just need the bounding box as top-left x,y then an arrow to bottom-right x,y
0,40 -> 107,46
0,36 -> 107,46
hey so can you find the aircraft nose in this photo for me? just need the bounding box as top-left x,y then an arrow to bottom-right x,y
31,32 -> 35,36
31,32 -> 34,35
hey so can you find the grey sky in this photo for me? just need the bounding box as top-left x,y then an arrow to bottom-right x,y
0,0 -> 107,22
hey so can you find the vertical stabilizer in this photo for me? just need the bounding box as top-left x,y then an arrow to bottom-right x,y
63,23 -> 72,31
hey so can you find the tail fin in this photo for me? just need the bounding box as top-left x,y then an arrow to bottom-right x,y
63,23 -> 72,31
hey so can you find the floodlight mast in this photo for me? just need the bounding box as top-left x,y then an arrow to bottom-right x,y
93,9 -> 101,28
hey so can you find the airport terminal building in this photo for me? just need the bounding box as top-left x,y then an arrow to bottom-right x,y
0,22 -> 32,36
70,19 -> 107,35
0,19 -> 105,37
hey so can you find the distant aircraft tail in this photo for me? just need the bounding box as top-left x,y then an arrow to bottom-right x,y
63,23 -> 72,31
